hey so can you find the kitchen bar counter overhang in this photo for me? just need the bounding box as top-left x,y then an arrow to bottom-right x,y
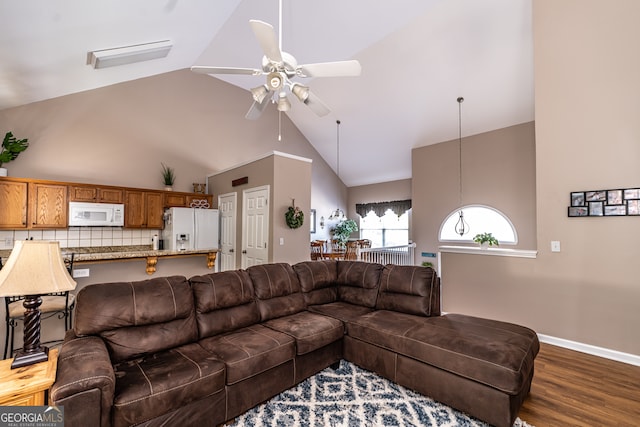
0,245 -> 218,275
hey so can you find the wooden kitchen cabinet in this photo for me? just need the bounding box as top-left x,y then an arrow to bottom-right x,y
164,192 -> 188,207
1,177 -> 212,231
164,192 -> 213,208
69,185 -> 124,203
28,182 -> 68,228
0,179 -> 28,229
125,190 -> 164,229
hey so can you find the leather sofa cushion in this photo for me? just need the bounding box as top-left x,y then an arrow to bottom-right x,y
190,270 -> 260,339
336,261 -> 384,308
112,342 -> 225,427
198,324 -> 295,385
347,311 -> 539,395
262,311 -> 344,355
248,263 -> 306,321
308,302 -> 374,323
376,265 -> 441,316
74,276 -> 198,363
293,260 -> 338,306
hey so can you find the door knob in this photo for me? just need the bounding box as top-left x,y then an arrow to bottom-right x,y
242,250 -> 247,254
229,249 -> 234,253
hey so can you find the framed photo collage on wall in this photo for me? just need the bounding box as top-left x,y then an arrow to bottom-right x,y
568,188 -> 640,217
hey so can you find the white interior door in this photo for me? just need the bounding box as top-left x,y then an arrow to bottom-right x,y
242,185 -> 269,268
218,192 -> 236,272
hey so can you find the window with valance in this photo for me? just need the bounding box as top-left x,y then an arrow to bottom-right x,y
355,199 -> 412,218
356,200 -> 411,247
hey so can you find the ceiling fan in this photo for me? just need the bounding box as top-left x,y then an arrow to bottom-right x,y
191,2 -> 361,120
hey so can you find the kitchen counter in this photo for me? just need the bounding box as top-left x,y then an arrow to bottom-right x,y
0,245 -> 218,275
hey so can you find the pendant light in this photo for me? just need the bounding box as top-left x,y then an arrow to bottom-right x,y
454,97 -> 469,236
329,119 -> 345,220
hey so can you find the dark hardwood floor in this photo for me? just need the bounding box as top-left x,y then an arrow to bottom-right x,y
518,343 -> 640,427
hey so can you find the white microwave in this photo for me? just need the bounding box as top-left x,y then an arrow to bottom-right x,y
68,202 -> 125,227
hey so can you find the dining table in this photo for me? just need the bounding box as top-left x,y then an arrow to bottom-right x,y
323,250 -> 345,260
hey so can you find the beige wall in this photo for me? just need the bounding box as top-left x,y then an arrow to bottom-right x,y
273,155 -> 312,264
208,152 -> 312,266
412,122 -> 537,257
0,68 -> 344,259
439,0 -> 640,357
346,178 -> 412,241
0,68 -> 342,221
347,179 -> 412,220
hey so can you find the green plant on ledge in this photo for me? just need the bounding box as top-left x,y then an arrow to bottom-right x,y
161,163 -> 175,187
473,232 -> 499,247
0,131 -> 29,167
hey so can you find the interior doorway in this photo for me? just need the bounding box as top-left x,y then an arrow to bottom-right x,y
218,192 -> 237,271
242,185 -> 269,268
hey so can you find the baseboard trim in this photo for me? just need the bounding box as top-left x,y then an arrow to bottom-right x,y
537,334 -> 640,367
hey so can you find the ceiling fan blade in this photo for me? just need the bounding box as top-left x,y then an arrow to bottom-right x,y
191,66 -> 262,76
245,94 -> 272,120
249,19 -> 283,64
298,60 -> 362,78
304,90 -> 331,117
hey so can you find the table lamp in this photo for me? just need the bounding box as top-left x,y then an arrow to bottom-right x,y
0,240 -> 76,369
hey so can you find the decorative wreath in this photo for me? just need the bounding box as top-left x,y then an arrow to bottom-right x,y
285,200 -> 304,229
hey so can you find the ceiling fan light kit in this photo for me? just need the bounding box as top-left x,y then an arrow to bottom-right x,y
291,83 -> 309,103
277,92 -> 291,112
191,0 -> 361,120
251,85 -> 269,104
87,40 -> 172,69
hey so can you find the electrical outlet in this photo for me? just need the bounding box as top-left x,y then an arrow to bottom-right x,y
551,241 -> 561,252
4,237 -> 13,246
73,268 -> 90,278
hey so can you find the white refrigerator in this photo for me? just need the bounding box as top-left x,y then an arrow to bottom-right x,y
162,207 -> 219,252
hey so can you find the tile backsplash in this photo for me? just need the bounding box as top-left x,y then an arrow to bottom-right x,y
0,228 -> 161,250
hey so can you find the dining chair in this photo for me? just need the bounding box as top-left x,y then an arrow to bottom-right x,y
310,241 -> 325,261
344,241 -> 359,261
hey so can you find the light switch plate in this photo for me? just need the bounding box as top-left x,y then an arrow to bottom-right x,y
73,268 -> 90,278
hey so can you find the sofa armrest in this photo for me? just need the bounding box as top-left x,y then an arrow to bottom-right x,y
50,333 -> 116,427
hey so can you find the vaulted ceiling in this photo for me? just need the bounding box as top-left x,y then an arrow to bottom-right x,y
0,0 -> 534,187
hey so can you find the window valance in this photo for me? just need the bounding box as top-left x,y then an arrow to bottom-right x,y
355,199 -> 412,218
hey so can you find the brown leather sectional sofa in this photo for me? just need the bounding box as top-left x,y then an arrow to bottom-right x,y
51,261 -> 539,427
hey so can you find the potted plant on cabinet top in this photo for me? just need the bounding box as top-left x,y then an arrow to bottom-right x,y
161,163 -> 175,191
473,232 -> 499,248
0,131 -> 29,177
332,219 -> 358,248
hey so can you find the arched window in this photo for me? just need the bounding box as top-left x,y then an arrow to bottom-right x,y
439,205 -> 517,244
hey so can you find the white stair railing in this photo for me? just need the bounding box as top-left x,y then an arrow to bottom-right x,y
358,243 -> 416,265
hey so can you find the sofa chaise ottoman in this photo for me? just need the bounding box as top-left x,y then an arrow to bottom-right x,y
51,260 -> 538,427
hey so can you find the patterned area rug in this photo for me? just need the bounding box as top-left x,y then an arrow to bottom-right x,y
227,361 -> 534,427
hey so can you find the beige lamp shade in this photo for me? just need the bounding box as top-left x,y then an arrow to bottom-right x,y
0,240 -> 76,297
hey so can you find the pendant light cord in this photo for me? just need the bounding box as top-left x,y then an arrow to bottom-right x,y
336,120 -> 341,178
457,97 -> 464,207
454,96 -> 469,236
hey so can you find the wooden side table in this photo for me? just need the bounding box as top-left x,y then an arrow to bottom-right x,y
0,348 -> 58,406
